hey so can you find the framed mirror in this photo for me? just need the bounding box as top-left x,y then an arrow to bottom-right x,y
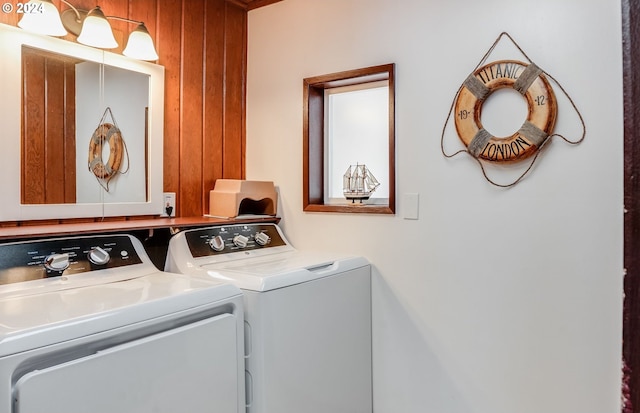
0,23 -> 164,221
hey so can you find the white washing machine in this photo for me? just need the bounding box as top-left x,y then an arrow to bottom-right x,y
165,223 -> 372,413
0,233 -> 245,413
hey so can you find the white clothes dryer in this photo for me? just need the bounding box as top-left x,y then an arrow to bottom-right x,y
0,233 -> 245,413
165,223 -> 372,413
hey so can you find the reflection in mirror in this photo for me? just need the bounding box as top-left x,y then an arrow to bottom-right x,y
21,45 -> 150,205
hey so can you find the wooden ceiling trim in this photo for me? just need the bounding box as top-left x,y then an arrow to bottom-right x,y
226,0 -> 283,11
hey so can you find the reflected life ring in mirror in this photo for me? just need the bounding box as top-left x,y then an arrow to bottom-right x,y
88,122 -> 125,180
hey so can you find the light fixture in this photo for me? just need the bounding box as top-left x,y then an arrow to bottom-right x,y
17,0 -> 67,36
17,0 -> 158,61
76,7 -> 117,49
122,23 -> 159,61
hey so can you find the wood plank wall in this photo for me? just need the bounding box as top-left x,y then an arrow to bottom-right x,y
1,0 -> 247,222
22,47 -> 78,205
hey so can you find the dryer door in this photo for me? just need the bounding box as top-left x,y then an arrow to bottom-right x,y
14,314 -> 239,413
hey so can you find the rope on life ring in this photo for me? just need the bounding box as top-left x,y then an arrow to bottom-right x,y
454,60 -> 557,163
441,32 -> 586,187
88,122 -> 124,180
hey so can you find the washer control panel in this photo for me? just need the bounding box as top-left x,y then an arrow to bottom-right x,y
0,235 -> 143,286
185,224 -> 286,258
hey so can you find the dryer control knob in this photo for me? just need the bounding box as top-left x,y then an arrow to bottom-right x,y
233,234 -> 249,248
209,235 -> 225,252
88,247 -> 110,265
254,232 -> 271,246
44,253 -> 70,273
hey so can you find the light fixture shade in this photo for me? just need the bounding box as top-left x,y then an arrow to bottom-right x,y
77,6 -> 117,49
123,23 -> 158,61
18,0 -> 67,36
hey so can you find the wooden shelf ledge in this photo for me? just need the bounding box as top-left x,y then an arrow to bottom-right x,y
0,216 -> 280,241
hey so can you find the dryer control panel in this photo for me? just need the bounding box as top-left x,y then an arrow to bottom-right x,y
0,235 -> 143,285
185,224 -> 287,258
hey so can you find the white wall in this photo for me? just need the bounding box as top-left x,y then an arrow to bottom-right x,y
246,1 -> 623,412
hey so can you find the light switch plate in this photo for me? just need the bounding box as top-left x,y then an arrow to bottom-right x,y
403,193 -> 419,220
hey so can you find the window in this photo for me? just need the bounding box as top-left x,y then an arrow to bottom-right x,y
325,81 -> 389,205
303,64 -> 395,214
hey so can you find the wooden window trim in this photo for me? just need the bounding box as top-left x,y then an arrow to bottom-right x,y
303,63 -> 395,214
623,0 -> 640,411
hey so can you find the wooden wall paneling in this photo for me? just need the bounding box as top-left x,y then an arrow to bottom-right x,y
156,0 -> 182,204
99,0 -> 129,54
0,6 -> 18,25
44,57 -> 66,204
179,0 -> 206,217
203,0 -> 226,215
222,3 -> 246,180
22,50 -> 77,205
128,0 -> 158,38
22,50 -> 46,204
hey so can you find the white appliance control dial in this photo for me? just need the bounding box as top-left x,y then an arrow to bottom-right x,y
88,247 -> 111,265
209,235 -> 225,252
44,253 -> 70,272
233,234 -> 249,248
254,232 -> 271,246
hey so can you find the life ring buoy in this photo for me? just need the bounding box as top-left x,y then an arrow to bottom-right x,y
88,123 -> 124,180
454,60 -> 557,163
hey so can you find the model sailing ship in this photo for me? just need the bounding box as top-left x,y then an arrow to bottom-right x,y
343,164 -> 380,203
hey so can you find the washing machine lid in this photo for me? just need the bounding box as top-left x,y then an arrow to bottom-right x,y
199,250 -> 369,292
0,272 -> 242,357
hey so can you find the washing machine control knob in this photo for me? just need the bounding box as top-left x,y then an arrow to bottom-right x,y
254,232 -> 271,246
88,247 -> 110,265
44,253 -> 70,273
209,235 -> 225,252
233,234 -> 249,248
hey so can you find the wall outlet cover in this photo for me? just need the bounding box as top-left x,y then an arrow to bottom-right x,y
162,192 -> 176,217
